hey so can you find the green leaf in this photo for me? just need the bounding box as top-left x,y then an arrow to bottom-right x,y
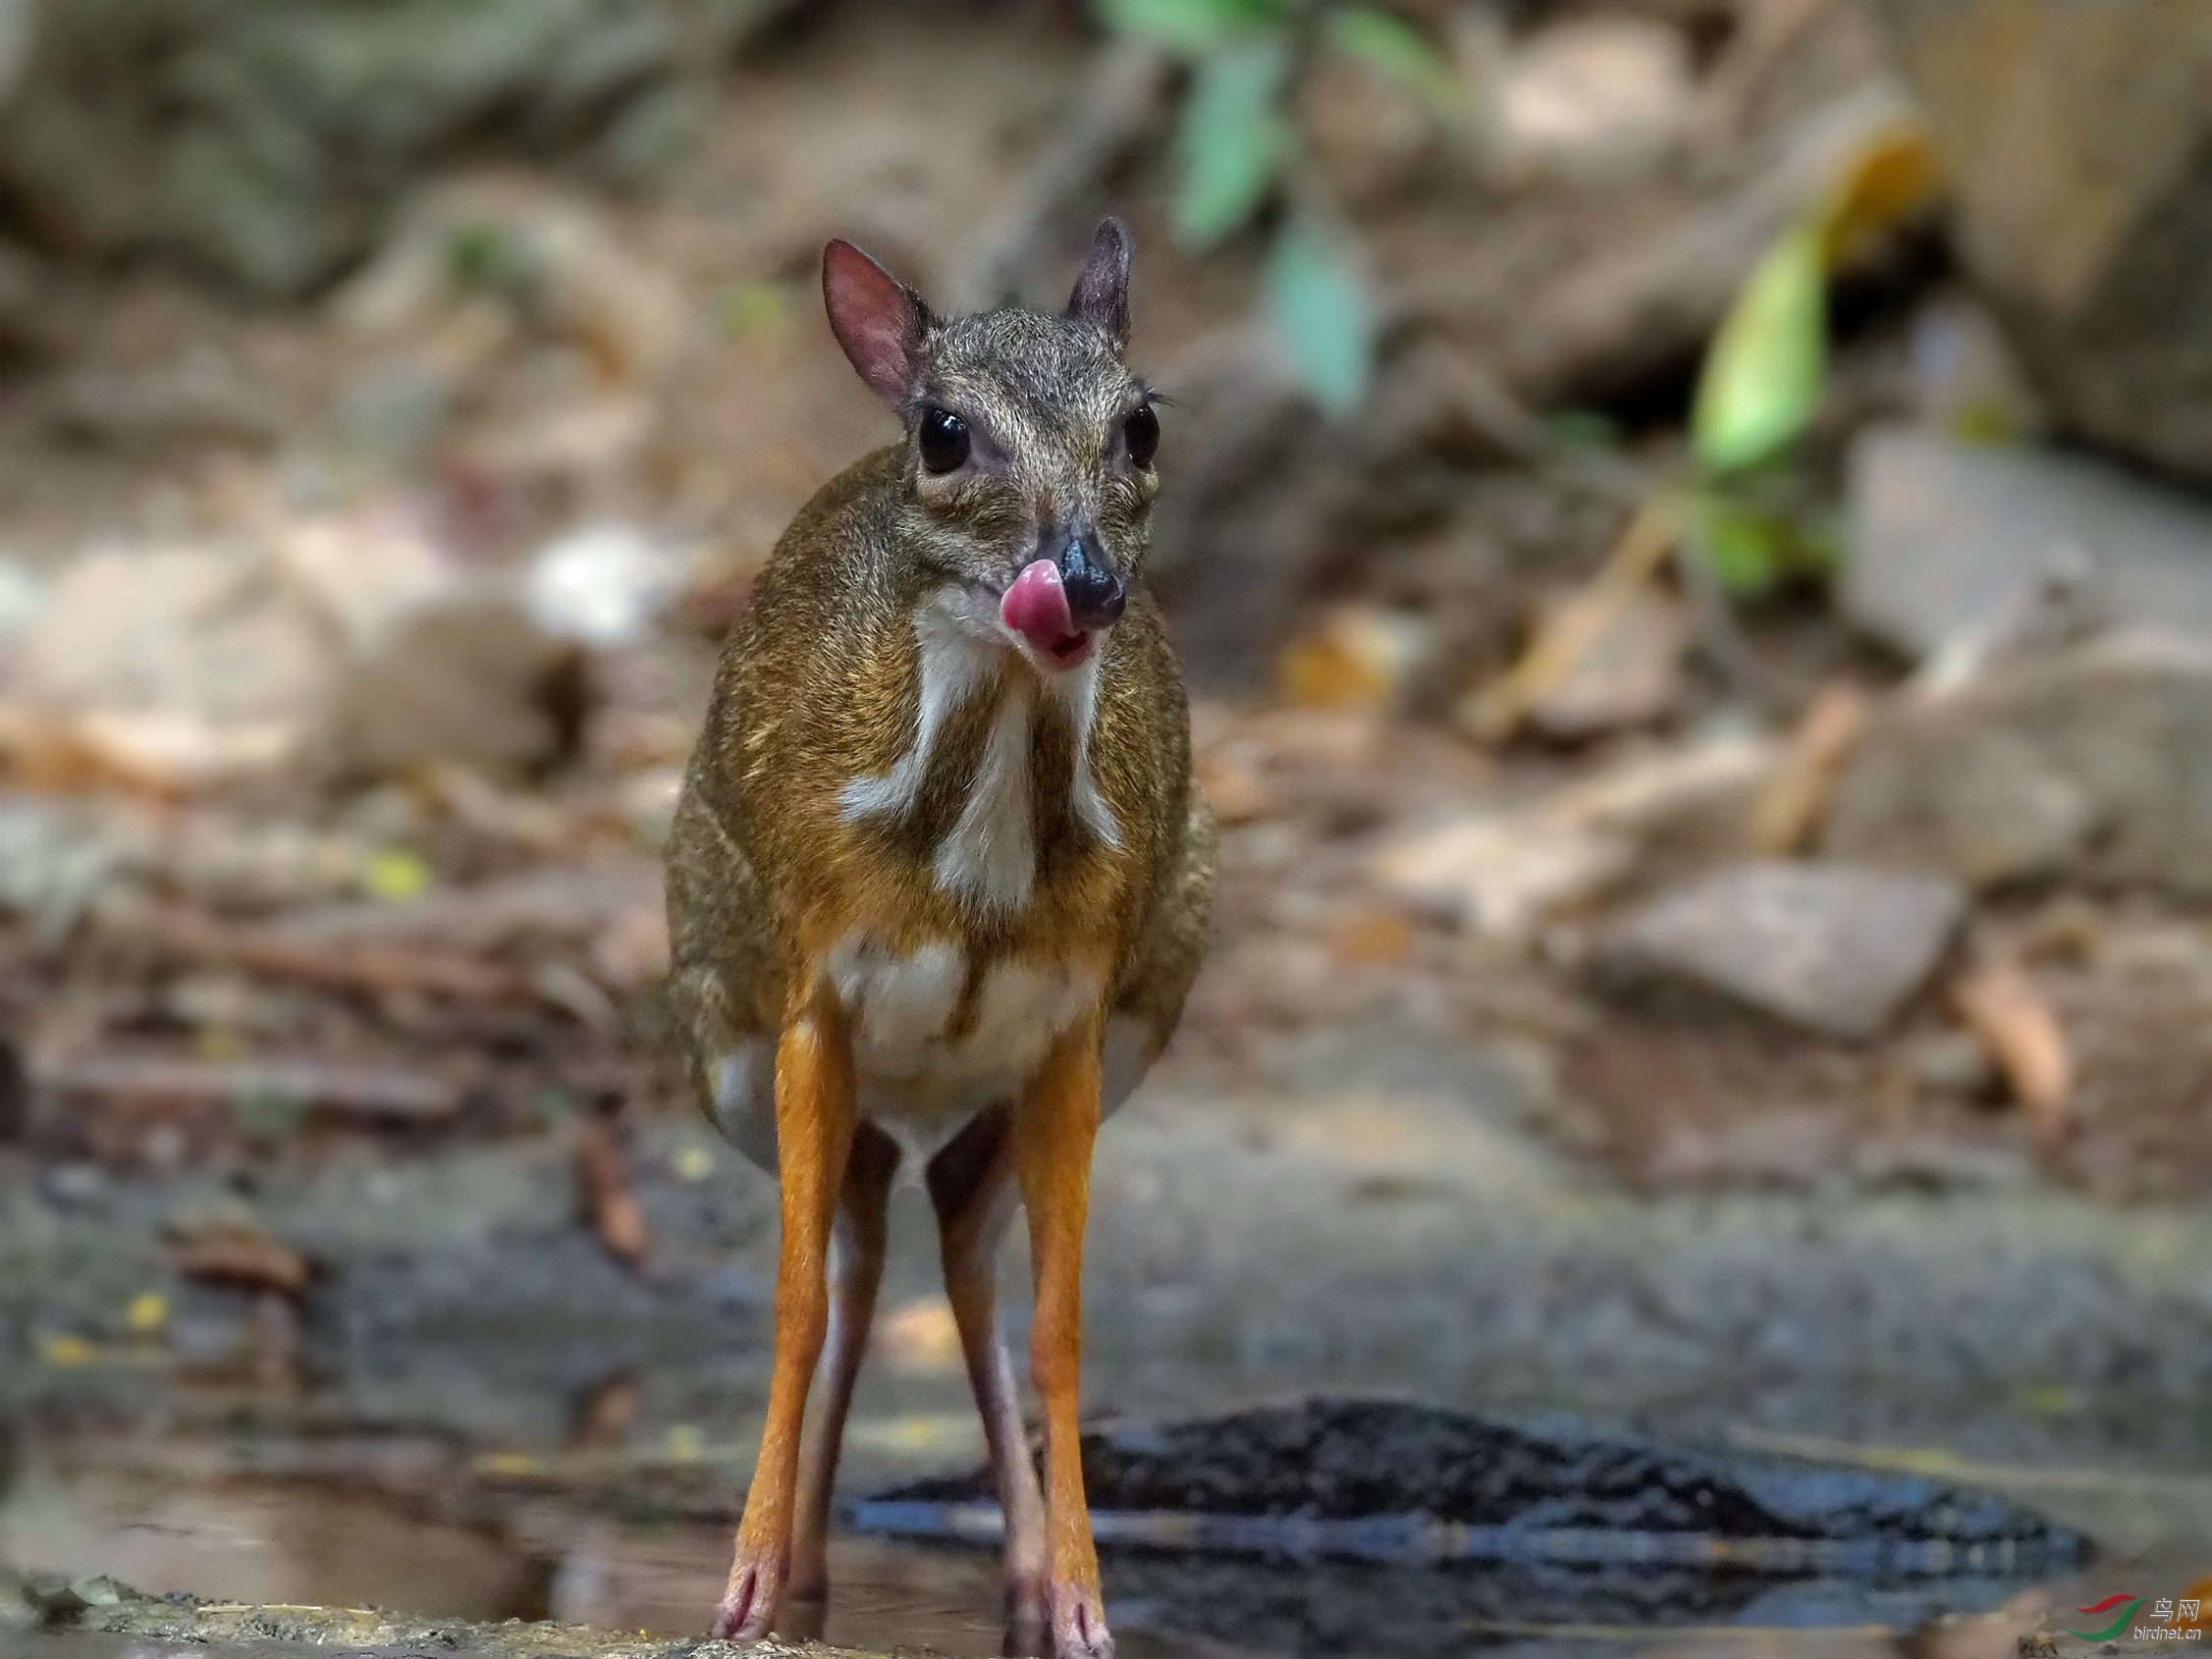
1680,491 -> 1838,598
1325,6 -> 1466,118
1173,41 -> 1292,248
1684,495 -> 1786,597
1267,219 -> 1374,415
1691,220 -> 1827,476
1097,0 -> 1287,52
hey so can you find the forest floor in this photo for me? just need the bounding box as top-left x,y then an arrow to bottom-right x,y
0,4 -> 2208,1657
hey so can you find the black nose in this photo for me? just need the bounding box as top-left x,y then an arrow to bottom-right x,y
1058,537 -> 1125,630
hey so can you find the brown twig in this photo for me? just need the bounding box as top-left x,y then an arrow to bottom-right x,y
1751,678 -> 1873,854
99,897 -> 532,1004
1951,954 -> 2074,1149
37,1052 -> 463,1120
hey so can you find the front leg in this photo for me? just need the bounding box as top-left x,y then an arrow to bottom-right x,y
715,988 -> 857,1642
1012,1009 -> 1112,1659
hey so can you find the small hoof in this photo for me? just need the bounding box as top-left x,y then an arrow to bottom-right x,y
1050,1581 -> 1113,1659
710,1554 -> 782,1644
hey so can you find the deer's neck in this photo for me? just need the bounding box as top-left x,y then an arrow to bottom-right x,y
837,588 -> 1118,915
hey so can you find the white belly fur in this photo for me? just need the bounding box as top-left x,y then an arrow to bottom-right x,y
710,934 -> 1134,1176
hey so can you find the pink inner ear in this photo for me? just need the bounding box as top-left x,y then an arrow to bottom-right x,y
823,240 -> 923,404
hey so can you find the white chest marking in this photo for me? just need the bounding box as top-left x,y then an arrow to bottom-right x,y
827,931 -> 1103,1161
836,594 -> 997,825
1060,652 -> 1122,852
936,677 -> 1037,911
837,588 -> 1120,915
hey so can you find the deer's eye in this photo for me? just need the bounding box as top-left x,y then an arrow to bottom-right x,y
1122,401 -> 1159,468
919,406 -> 969,474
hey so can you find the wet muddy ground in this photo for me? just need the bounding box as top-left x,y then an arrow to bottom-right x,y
8,1025 -> 2212,1658
6,1426 -> 2210,1658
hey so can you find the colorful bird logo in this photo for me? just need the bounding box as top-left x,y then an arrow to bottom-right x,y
2064,1593 -> 2144,1642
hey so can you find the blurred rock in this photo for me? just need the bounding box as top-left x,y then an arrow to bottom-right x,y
284,514 -> 583,777
7,546 -> 331,787
334,591 -> 580,778
1489,20 -> 1695,184
1375,811 -> 1635,940
1825,629 -> 2212,896
1590,861 -> 1968,1040
0,0 -> 798,297
1371,736 -> 1771,937
1524,585 -> 1687,740
1877,0 -> 2212,482
1843,427 -> 2212,663
0,517 -> 589,790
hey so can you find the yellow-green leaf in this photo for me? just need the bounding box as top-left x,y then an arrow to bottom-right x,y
362,847 -> 433,902
1692,220 -> 1827,477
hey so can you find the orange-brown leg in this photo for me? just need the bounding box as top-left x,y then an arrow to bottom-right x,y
787,1121 -> 900,1606
1011,1012 -> 1111,1659
927,1108 -> 1050,1635
714,995 -> 857,1643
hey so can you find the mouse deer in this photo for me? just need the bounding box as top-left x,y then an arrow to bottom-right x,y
665,219 -> 1214,1659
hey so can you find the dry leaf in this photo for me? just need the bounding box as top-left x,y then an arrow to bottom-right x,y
1329,910 -> 1420,968
576,1120 -> 650,1269
1461,499 -> 1675,743
1278,605 -> 1432,714
170,1229 -> 313,1299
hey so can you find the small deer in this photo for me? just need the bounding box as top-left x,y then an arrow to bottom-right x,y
665,219 -> 1214,1659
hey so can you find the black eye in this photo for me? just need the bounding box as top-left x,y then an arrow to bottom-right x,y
918,406 -> 969,474
1122,401 -> 1159,468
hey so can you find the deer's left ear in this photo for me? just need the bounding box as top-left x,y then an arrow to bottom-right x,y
1066,218 -> 1132,349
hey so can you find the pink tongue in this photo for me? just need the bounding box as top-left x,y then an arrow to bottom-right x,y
1000,559 -> 1079,649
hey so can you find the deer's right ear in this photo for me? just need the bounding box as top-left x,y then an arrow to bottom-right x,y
823,240 -> 930,404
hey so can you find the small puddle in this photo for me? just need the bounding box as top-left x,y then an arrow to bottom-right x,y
7,1410 -> 2209,1659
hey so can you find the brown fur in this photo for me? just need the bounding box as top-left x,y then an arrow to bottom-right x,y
665,226 -> 1214,1659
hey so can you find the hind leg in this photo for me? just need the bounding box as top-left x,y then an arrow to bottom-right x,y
787,1121 -> 900,1606
927,1107 -> 1050,1633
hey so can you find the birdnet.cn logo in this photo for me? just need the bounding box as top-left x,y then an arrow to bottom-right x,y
2066,1592 -> 2203,1643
